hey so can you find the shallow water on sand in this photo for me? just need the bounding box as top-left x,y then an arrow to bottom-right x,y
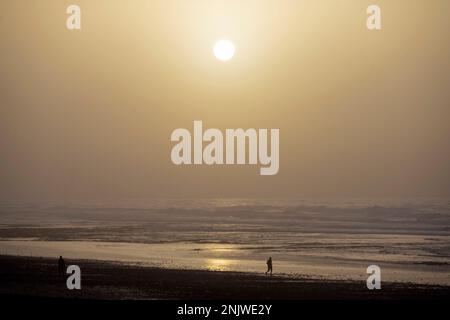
0,199 -> 449,285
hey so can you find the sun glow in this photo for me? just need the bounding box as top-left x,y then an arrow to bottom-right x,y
213,39 -> 235,61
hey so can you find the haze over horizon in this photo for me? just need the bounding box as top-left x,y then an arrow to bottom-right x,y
1,0 -> 449,201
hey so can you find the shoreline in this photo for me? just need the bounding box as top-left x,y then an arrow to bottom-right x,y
2,238 -> 448,286
1,255 -> 449,300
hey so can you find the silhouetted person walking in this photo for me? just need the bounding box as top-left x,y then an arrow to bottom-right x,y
265,257 -> 273,275
58,256 -> 65,276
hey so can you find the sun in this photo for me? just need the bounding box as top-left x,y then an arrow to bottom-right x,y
213,39 -> 235,62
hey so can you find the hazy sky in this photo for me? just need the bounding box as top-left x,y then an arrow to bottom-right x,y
1,0 -> 449,200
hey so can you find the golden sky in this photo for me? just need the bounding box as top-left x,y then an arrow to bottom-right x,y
0,0 -> 449,200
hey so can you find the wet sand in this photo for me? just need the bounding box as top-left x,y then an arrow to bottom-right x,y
0,255 -> 448,300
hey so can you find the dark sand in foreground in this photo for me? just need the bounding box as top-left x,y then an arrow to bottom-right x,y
0,255 -> 448,300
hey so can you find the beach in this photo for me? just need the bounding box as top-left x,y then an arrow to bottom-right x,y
1,255 -> 448,300
1,199 -> 449,287
2,0 -> 450,306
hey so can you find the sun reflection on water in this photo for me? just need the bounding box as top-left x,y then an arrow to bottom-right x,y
205,258 -> 232,271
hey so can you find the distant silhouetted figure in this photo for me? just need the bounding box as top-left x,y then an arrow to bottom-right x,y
265,257 -> 273,275
58,256 -> 65,276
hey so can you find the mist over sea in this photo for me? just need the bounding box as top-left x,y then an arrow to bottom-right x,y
0,198 -> 449,285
